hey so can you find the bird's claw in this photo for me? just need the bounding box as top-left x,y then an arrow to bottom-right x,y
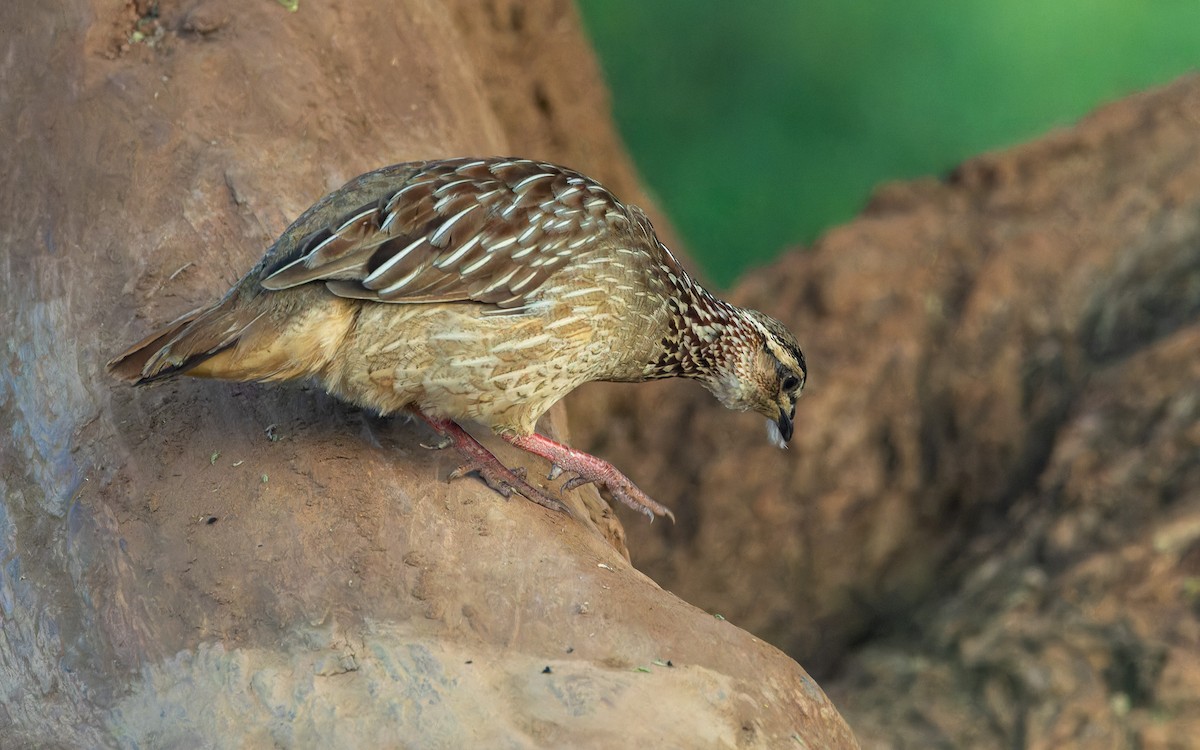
561,475 -> 593,492
450,462 -> 512,497
448,459 -> 565,513
548,464 -> 674,523
604,481 -> 675,524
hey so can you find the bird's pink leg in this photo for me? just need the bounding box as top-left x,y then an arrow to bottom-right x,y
503,433 -> 675,522
412,411 -> 567,514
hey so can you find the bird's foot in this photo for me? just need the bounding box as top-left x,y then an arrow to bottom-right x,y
504,433 -> 675,523
412,411 -> 567,513
447,457 -> 565,513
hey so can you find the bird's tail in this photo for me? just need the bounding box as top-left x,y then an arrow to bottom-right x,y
106,297 -> 262,385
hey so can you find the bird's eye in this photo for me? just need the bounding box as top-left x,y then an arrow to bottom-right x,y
782,375 -> 800,392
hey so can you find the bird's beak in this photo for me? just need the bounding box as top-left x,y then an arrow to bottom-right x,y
776,409 -> 794,444
767,405 -> 794,449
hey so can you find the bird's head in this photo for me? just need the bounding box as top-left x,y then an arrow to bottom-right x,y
700,309 -> 807,449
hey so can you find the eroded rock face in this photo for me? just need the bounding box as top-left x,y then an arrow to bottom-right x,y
833,325 -> 1200,747
573,78 -> 1200,746
0,1 -> 856,747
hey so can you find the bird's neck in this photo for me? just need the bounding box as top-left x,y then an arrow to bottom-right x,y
641,271 -> 757,383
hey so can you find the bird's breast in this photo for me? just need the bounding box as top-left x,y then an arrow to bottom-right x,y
320,274 -> 671,434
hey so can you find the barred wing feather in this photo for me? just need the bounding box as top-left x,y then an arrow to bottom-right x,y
261,158 -> 631,309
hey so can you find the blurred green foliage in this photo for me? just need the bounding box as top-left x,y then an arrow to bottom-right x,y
579,1 -> 1200,287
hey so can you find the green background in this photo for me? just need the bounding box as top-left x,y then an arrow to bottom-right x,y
579,1 -> 1200,288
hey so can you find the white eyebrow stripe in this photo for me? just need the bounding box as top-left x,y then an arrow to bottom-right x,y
363,236 -> 427,284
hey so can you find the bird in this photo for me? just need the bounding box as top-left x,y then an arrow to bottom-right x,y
108,157 -> 807,521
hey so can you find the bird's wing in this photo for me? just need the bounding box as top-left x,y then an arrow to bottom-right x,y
261,158 -> 639,309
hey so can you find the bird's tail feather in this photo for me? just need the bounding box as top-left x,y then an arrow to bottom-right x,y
106,299 -> 260,385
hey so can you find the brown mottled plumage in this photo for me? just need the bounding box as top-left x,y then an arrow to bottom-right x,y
108,158 -> 807,520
